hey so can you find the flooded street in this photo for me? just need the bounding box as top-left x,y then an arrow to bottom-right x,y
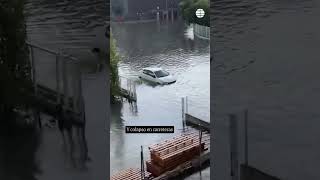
110,21 -> 210,179
213,0 -> 320,179
25,0 -> 107,53
1,0 -> 107,179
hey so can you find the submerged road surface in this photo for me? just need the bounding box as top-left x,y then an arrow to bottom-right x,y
213,0 -> 320,179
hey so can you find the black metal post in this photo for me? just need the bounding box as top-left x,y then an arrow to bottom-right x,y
244,109 -> 249,165
229,114 -> 239,180
182,97 -> 185,131
141,146 -> 145,180
199,123 -> 202,179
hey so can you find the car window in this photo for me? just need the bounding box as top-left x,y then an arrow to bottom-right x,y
154,70 -> 169,78
143,70 -> 155,78
148,71 -> 155,78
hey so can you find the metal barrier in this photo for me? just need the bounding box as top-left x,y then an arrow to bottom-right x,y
27,42 -> 83,113
119,75 -> 137,102
193,24 -> 210,40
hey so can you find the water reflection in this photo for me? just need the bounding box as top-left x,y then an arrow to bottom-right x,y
19,0 -> 108,179
110,101 -> 126,174
213,0 -> 320,179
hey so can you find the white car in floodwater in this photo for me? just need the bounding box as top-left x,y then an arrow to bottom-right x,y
139,67 -> 176,85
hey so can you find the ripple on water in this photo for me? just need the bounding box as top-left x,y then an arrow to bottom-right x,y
213,0 -> 320,180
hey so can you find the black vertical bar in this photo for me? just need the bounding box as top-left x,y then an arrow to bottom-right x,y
141,146 -> 145,180
30,46 -> 37,95
229,114 -> 239,180
56,54 -> 61,104
182,97 -> 185,131
244,109 -> 249,165
199,125 -> 202,179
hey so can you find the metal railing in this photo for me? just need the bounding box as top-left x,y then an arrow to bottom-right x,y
26,42 -> 83,113
119,75 -> 137,101
193,23 -> 210,40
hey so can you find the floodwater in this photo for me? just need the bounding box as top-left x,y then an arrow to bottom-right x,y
110,21 -> 210,179
0,0 -> 108,180
213,0 -> 320,179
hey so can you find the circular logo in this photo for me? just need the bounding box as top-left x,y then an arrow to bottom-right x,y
196,9 -> 205,18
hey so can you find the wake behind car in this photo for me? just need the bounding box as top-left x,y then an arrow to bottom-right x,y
139,67 -> 176,85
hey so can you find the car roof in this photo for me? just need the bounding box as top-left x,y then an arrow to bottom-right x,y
142,67 -> 163,72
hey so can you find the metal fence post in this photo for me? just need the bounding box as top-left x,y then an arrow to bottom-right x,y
30,46 -> 38,95
185,96 -> 188,129
141,146 -> 145,180
78,69 -> 83,114
56,54 -> 61,104
182,97 -> 185,131
62,58 -> 69,108
185,96 -> 188,114
73,70 -> 78,112
199,125 -> 202,179
244,109 -> 249,165
229,114 -> 239,180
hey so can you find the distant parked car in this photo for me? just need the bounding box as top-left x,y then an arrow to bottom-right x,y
139,67 -> 176,85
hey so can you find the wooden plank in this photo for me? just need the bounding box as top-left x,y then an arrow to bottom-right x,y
111,168 -> 152,180
146,128 -> 211,178
151,151 -> 210,179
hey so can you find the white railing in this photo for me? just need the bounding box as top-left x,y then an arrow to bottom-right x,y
193,23 -> 210,40
119,76 -> 137,101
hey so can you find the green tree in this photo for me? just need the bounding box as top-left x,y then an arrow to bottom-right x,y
180,0 -> 209,27
0,0 -> 32,125
110,35 -> 121,102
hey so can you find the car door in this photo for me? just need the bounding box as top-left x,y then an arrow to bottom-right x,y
148,70 -> 157,82
142,70 -> 149,80
144,70 -> 155,82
